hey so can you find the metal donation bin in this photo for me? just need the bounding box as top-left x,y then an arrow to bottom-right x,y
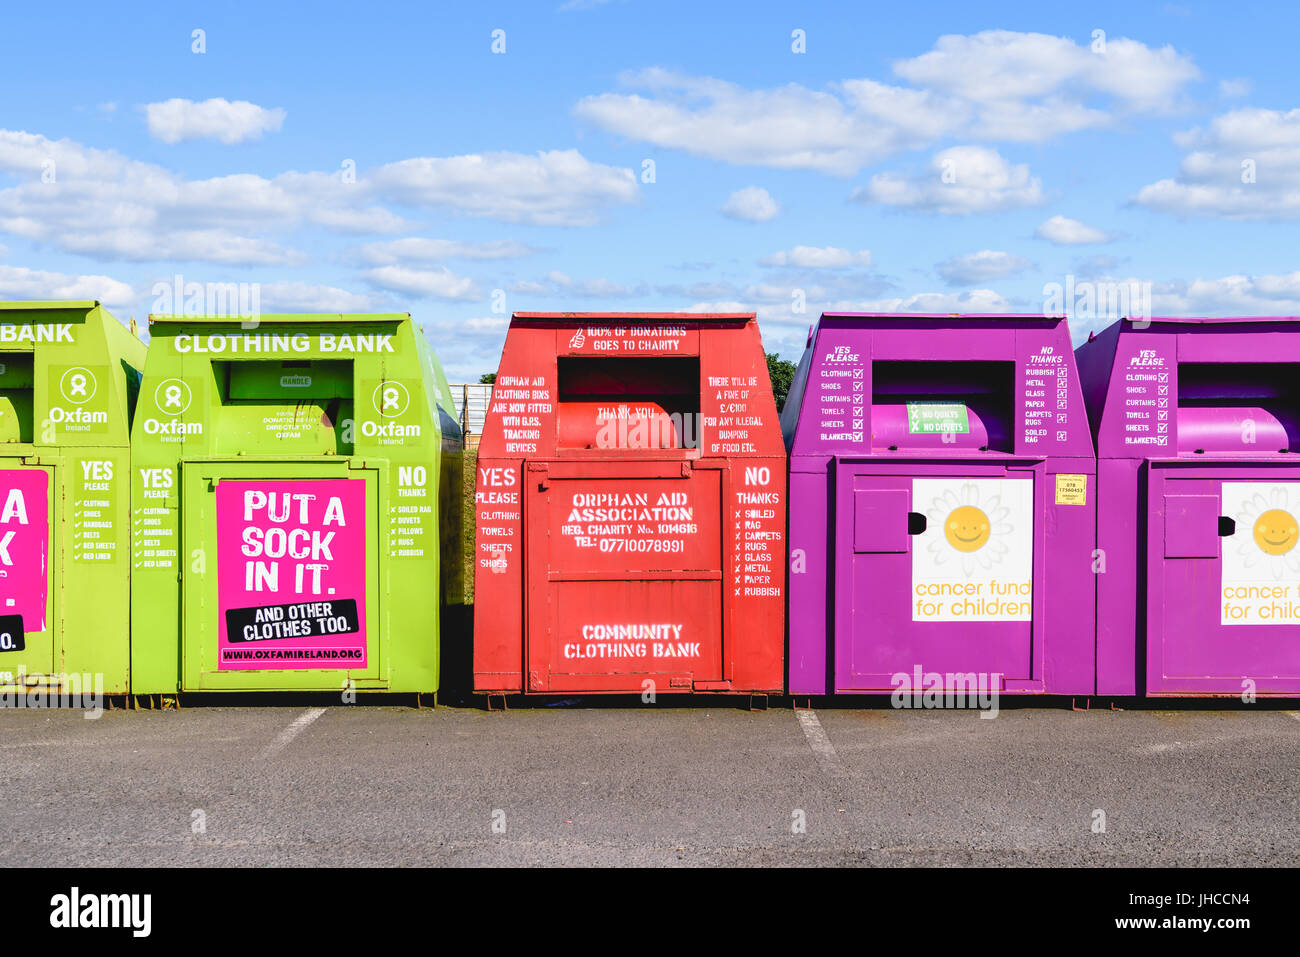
783,313 -> 1096,695
1078,316 -> 1300,696
0,301 -> 145,694
130,313 -> 461,695
473,312 -> 786,695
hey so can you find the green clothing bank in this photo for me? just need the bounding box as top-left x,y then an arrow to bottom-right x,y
130,313 -> 461,695
0,302 -> 145,695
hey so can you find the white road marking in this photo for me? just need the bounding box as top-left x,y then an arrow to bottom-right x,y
1284,712 -> 1300,723
796,709 -> 846,776
260,708 -> 326,760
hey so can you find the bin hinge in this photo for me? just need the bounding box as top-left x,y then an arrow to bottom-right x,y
348,459 -> 370,470
21,455 -> 42,466
528,462 -> 549,491
681,462 -> 691,478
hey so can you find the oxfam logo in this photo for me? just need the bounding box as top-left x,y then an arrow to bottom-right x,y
154,379 -> 193,416
372,381 -> 410,418
59,367 -> 97,405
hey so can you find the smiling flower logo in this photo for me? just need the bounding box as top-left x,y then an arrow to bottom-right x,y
944,504 -> 991,552
1235,486 -> 1300,579
926,480 -> 1014,577
1253,509 -> 1298,556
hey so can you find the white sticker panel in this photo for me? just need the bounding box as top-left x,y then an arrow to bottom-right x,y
911,477 -> 1034,622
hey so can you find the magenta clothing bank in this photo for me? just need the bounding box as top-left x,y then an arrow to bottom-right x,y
782,313 -> 1097,696
1078,316 -> 1300,696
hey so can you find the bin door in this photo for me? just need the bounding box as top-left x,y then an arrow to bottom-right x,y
833,465 -> 1042,692
1148,467 -> 1300,694
180,460 -> 383,691
524,461 -> 723,693
0,461 -> 55,681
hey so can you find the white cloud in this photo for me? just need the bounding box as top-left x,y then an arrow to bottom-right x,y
1073,254 -> 1123,278
968,97 -> 1110,142
0,130 -> 406,265
368,149 -> 638,226
508,270 -> 648,298
1035,214 -> 1115,245
894,31 -> 1198,113
760,245 -> 872,268
363,265 -> 479,300
145,98 -> 286,145
739,273 -> 893,304
0,133 -> 633,268
721,186 -> 779,222
0,264 -> 135,307
656,280 -> 740,300
837,288 -> 1014,313
683,300 -> 750,313
854,146 -> 1044,214
574,34 -> 1198,174
258,281 -> 378,313
685,288 -> 1017,360
0,243 -> 7,258
1218,78 -> 1252,99
419,315 -> 516,382
937,250 -> 1033,284
1134,108 -> 1300,220
1051,270 -> 1300,341
81,230 -> 304,266
464,316 -> 509,331
359,237 -> 540,264
576,68 -> 965,176
1148,271 -> 1300,314
684,288 -> 1014,332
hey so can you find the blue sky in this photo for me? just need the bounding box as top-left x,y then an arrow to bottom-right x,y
1,0 -> 1298,379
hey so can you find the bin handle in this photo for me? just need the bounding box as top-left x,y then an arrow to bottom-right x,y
907,512 -> 927,535
1218,516 -> 1236,537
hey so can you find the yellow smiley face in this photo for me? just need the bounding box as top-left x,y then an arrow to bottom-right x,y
944,505 -> 991,552
1253,508 -> 1299,556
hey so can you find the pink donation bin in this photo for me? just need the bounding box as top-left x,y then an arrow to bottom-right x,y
1078,316 -> 1300,696
782,313 -> 1097,696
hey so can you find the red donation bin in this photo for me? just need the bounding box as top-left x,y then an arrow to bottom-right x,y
473,312 -> 786,695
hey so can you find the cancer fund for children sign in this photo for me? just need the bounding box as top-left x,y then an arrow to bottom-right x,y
911,477 -> 1033,622
216,479 -> 366,670
1220,481 -> 1300,625
0,469 -> 49,639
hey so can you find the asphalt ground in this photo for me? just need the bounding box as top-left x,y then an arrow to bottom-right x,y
2,698 -> 1297,867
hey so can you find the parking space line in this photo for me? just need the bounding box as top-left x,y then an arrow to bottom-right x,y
796,709 -> 846,776
259,708 -> 327,760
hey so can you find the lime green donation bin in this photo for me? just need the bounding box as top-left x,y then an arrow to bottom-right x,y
130,313 -> 461,695
0,301 -> 145,696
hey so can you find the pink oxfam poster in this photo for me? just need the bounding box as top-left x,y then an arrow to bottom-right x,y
216,479 -> 367,670
0,469 -> 49,646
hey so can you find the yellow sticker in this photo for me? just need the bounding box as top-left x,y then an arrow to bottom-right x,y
1055,473 -> 1088,505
